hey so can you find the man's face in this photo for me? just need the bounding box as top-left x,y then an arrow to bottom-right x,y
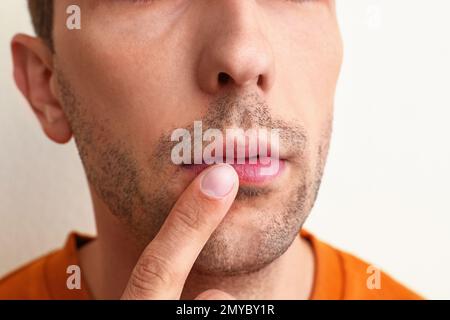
52,0 -> 342,275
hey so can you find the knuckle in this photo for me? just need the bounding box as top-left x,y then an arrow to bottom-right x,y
128,252 -> 176,297
171,197 -> 207,233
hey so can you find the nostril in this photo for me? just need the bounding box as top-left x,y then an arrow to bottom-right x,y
257,75 -> 264,87
218,72 -> 231,85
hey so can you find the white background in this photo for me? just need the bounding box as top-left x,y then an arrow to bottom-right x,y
0,1 -> 449,299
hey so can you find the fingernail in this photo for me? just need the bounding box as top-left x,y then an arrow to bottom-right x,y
200,165 -> 237,198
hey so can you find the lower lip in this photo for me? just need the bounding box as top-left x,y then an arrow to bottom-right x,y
182,159 -> 286,185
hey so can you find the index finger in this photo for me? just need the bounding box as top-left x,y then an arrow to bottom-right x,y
121,164 -> 239,299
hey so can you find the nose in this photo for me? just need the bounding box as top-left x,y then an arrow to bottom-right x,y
196,0 -> 275,95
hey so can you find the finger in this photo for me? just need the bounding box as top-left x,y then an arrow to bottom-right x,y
121,164 -> 239,300
195,289 -> 236,300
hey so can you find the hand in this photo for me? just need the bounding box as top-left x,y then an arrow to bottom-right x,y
121,164 -> 239,300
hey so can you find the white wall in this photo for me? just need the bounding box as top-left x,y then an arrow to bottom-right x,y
0,0 -> 449,299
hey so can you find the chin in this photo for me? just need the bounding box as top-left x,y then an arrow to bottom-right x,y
191,202 -> 302,277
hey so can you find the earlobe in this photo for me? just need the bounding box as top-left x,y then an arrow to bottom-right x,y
11,34 -> 73,144
42,108 -> 73,144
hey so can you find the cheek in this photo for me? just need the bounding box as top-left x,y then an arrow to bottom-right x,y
54,17 -> 196,157
269,13 -> 342,148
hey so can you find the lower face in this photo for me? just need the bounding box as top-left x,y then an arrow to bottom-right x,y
53,0 -> 342,275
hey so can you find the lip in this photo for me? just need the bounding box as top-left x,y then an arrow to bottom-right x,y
182,158 -> 286,185
177,127 -> 287,185
194,128 -> 283,161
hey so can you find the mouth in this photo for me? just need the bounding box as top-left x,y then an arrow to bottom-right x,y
182,158 -> 286,185
174,127 -> 289,185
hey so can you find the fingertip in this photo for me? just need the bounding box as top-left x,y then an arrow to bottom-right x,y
200,164 -> 239,199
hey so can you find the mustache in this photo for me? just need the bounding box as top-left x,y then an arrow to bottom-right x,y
153,92 -> 307,163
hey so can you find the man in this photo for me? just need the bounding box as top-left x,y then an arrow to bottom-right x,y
0,0 -> 421,300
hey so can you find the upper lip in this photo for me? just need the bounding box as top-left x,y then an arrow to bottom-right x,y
202,132 -> 285,163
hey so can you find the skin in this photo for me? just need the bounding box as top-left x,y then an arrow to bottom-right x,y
11,0 -> 343,299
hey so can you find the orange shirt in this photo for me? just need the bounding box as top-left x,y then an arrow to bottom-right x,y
0,230 -> 423,300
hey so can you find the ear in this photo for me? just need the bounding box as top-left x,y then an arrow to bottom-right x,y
11,34 -> 72,144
